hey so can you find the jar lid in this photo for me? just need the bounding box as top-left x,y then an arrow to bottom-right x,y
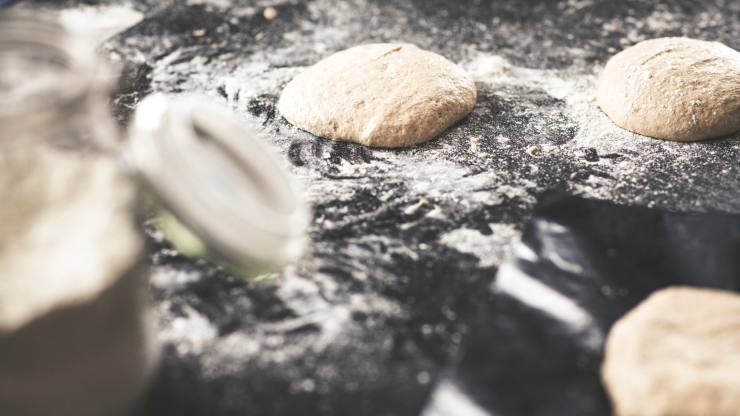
127,94 -> 308,273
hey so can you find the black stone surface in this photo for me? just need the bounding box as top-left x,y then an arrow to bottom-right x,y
8,1 -> 740,415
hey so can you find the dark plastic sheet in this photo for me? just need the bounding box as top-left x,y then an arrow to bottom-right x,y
443,193 -> 740,416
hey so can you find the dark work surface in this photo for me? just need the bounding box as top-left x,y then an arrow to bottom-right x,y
8,1 -> 740,415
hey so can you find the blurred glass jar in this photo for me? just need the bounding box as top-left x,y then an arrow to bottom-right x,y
0,13 -> 120,152
0,14 -> 159,416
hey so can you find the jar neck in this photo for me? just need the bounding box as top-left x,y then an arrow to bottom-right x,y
0,14 -> 110,151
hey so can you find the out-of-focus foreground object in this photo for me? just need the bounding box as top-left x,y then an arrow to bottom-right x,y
127,93 -> 309,278
603,286 -> 740,416
0,13 -> 158,416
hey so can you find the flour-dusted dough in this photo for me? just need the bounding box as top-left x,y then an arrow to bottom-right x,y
597,37 -> 740,141
602,287 -> 740,416
278,43 -> 477,147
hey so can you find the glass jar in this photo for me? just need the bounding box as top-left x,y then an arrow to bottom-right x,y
0,13 -> 158,416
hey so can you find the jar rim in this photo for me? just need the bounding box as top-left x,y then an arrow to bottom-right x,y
0,13 -> 100,146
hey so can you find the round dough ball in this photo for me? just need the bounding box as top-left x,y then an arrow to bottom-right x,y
602,287 -> 740,416
278,43 -> 477,148
597,37 -> 740,141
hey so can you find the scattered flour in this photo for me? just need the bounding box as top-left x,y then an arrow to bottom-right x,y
440,224 -> 520,268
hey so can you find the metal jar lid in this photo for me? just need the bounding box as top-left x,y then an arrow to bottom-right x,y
127,93 -> 308,274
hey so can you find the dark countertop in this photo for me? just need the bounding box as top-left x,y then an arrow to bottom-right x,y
10,1 -> 740,415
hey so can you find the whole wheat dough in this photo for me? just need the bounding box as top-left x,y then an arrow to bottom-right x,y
602,287 -> 740,416
597,37 -> 740,141
278,43 -> 477,147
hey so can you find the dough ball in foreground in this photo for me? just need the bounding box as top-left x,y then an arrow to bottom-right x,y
602,287 -> 740,416
597,37 -> 740,141
278,43 -> 477,148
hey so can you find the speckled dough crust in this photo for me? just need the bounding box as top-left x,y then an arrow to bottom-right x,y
597,37 -> 740,141
602,287 -> 740,416
278,43 -> 477,148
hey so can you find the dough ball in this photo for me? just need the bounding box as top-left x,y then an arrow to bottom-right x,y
597,37 -> 740,141
278,43 -> 477,148
602,287 -> 740,416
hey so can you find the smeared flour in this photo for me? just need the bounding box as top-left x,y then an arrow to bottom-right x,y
440,224 -> 520,268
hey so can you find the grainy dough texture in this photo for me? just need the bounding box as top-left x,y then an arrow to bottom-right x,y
597,37 -> 740,141
0,149 -> 157,416
602,287 -> 740,416
278,43 -> 477,148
